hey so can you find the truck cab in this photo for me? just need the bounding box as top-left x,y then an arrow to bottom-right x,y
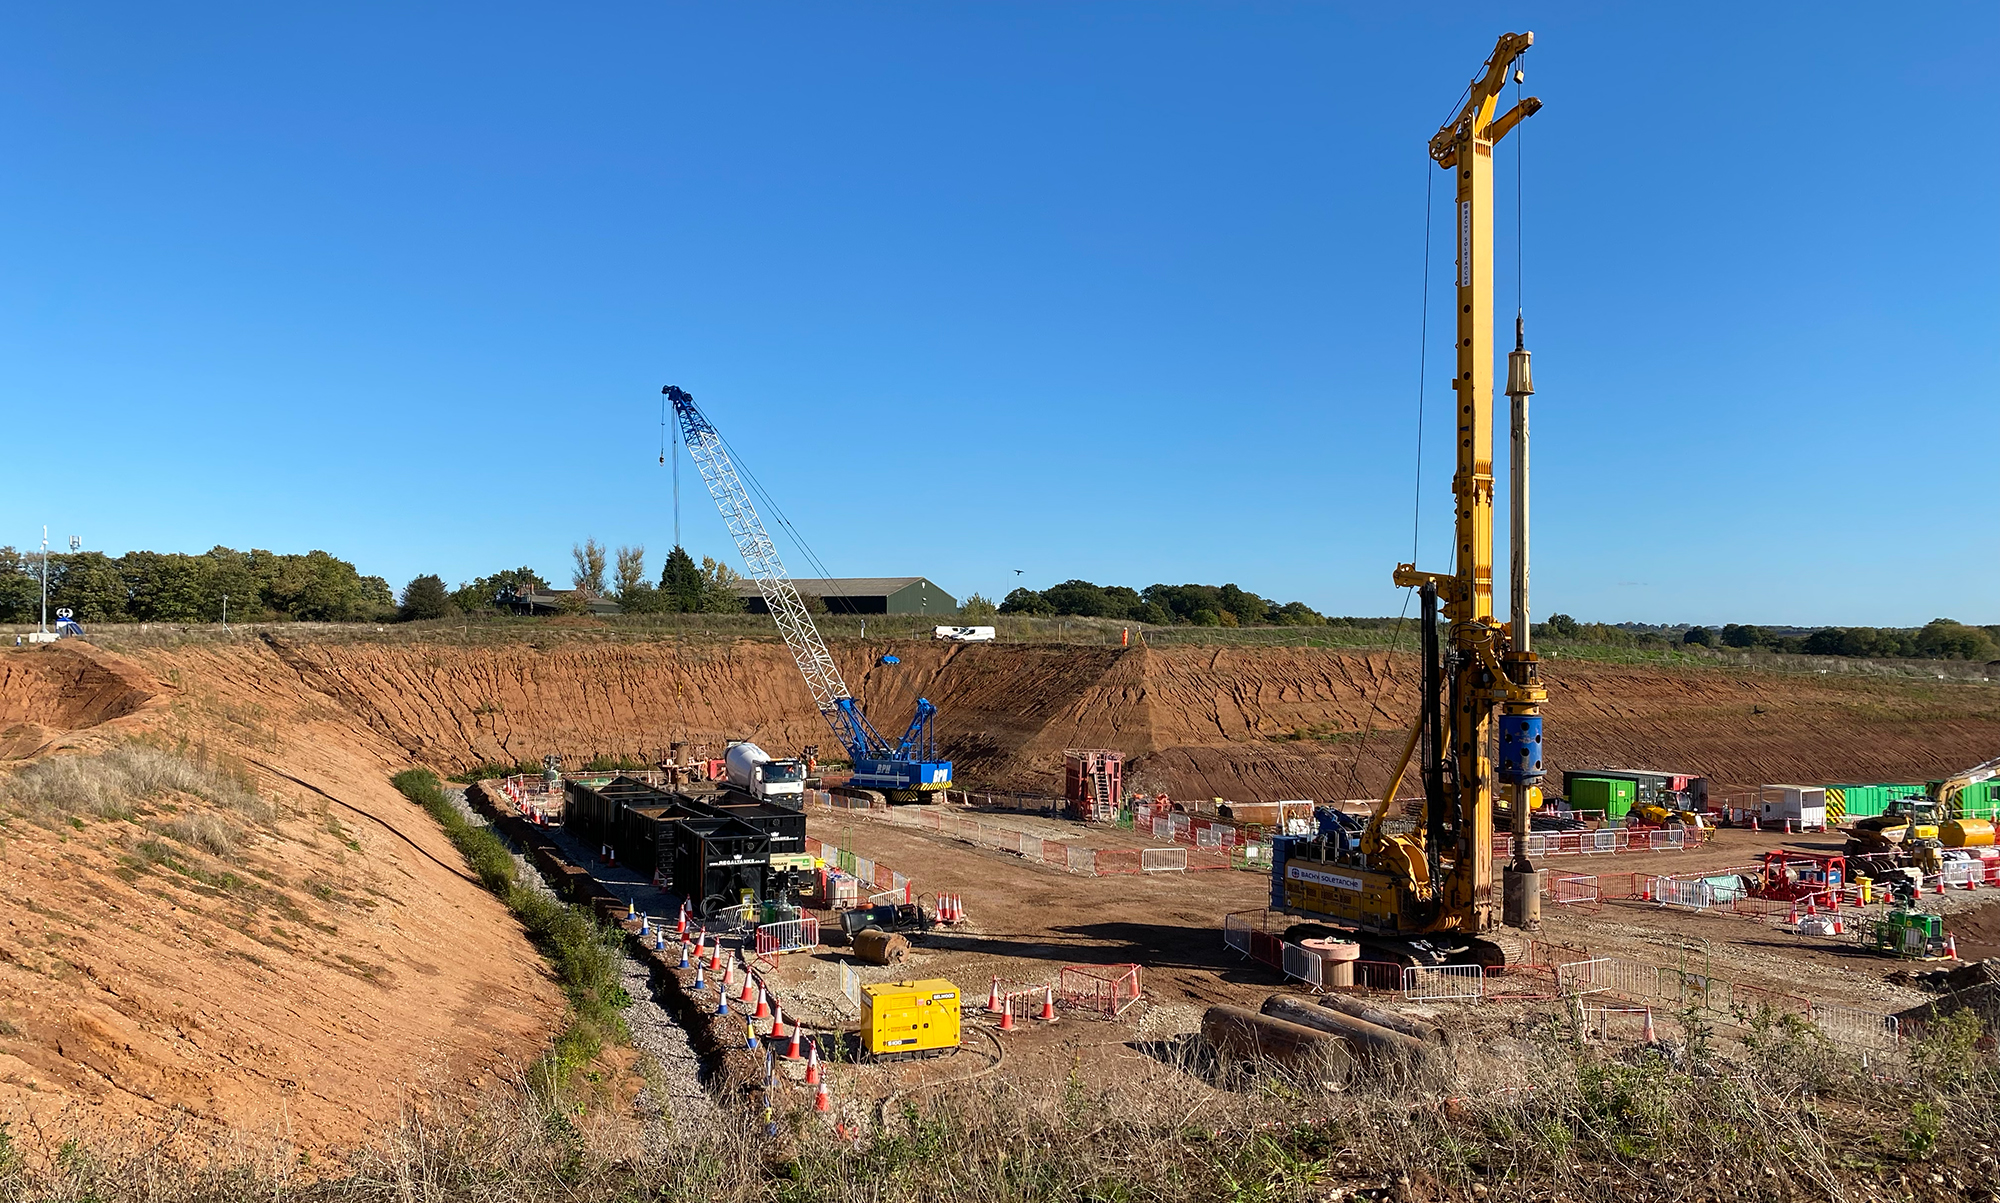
723,741 -> 807,806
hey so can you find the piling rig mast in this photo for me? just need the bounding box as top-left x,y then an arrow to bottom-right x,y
665,385 -> 953,801
1274,32 -> 1545,960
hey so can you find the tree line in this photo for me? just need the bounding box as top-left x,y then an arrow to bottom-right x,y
1533,613 -> 2000,662
997,579 -> 1335,627
395,541 -> 750,620
0,546 -> 392,624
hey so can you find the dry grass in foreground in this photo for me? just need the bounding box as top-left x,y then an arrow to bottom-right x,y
0,1006 -> 1996,1203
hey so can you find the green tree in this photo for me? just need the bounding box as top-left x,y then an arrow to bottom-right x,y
958,592 -> 997,619
0,548 -> 38,622
1683,625 -> 1713,647
614,544 -> 647,598
451,566 -> 547,612
998,587 -> 1053,616
1544,613 -> 1581,638
571,539 -> 608,598
1915,619 -> 1999,662
1719,623 -> 1763,649
697,557 -> 746,613
399,575 -> 451,621
659,546 -> 704,613
48,552 -> 130,623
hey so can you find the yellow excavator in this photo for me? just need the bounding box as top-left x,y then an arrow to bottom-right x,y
1272,32 -> 1546,966
1844,754 -> 2000,870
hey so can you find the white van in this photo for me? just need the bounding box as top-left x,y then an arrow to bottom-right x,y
933,626 -> 996,643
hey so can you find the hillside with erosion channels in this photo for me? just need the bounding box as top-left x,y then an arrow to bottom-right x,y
3,629 -> 1998,1152
0,643 -> 561,1155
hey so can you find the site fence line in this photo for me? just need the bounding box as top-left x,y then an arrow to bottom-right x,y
1554,955 -> 1895,1050
1498,826 -> 1689,862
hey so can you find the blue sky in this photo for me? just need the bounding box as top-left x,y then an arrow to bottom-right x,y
2,4 -> 1992,627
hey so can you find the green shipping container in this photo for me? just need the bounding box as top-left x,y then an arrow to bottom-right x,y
1931,779 -> 2000,819
1569,776 -> 1637,819
1825,783 -> 1925,819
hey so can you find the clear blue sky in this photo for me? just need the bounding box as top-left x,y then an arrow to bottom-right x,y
2,4 -> 1992,627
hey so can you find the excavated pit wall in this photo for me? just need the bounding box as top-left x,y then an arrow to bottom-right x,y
232,634 -> 2000,799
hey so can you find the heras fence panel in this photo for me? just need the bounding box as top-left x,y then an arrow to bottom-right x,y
1141,847 -> 1188,873
1282,942 -> 1325,989
1185,849 -> 1234,872
1066,845 -> 1098,876
1041,840 -> 1071,869
1653,877 -> 1714,911
1019,831 -> 1043,860
1195,824 -> 1223,849
1223,910 -> 1258,955
1404,964 -> 1484,1003
754,917 -> 820,961
839,961 -> 862,1015
1152,817 -> 1174,841
1807,1003 -> 1901,1051
1556,958 -> 1612,999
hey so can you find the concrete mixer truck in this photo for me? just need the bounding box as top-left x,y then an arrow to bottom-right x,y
723,741 -> 808,809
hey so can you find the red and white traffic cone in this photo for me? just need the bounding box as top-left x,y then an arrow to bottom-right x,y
1642,1010 -> 1657,1043
1750,815 -> 1760,832
754,987 -> 770,1021
1040,987 -> 1057,1023
677,910 -> 688,937
771,1005 -> 789,1042
986,978 -> 1003,1015
740,975 -> 756,1006
1947,935 -> 1959,960
814,1081 -> 831,1113
805,1039 -> 822,1084
1832,915 -> 1844,935
709,942 -> 723,972
1786,901 -> 1799,926
999,1000 -> 1015,1032
785,1025 -> 803,1062
1936,875 -> 1946,896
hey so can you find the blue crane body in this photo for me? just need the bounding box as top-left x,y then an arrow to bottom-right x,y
667,385 -> 952,799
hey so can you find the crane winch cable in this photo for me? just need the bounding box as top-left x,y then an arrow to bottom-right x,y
708,425 -> 858,616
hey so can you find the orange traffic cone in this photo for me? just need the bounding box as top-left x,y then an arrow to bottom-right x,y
814,1082 -> 831,1113
1947,935 -> 1960,960
1642,1010 -> 1657,1043
805,1040 -> 822,1084
1832,915 -> 1844,935
740,975 -> 756,1006
986,979 -> 1003,1014
708,943 -> 723,972
1786,901 -> 1799,925
785,1025 -> 803,1062
1040,987 -> 1057,1023
1750,815 -> 1760,832
999,1000 -> 1015,1032
1935,875 -> 1946,896
754,987 -> 770,1021
771,1005 -> 789,1042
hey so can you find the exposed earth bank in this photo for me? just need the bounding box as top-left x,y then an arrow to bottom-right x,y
2,629 -> 1995,1152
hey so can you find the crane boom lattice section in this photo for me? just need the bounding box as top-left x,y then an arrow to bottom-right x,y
669,389 -> 853,713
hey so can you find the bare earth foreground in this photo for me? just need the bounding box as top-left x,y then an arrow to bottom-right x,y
2,624 -> 1998,1156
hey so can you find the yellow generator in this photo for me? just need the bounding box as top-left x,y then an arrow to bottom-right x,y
861,978 -> 961,1058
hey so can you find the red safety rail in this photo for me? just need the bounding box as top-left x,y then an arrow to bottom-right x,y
1185,849 -> 1234,872
1349,960 -> 1404,993
1093,849 -> 1144,875
1057,964 -> 1142,1017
